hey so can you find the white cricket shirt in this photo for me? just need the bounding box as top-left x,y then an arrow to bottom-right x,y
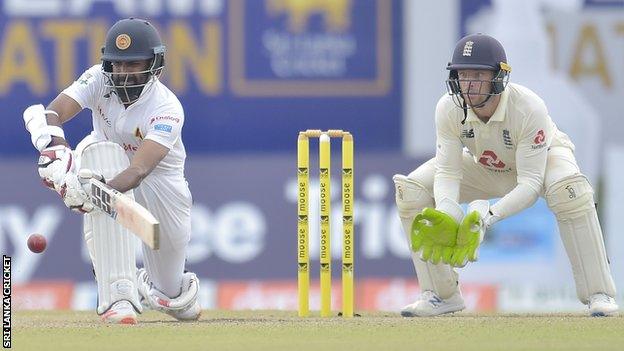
434,83 -> 574,219
62,65 -> 187,177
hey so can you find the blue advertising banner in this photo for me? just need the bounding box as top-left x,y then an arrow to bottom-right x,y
0,0 -> 403,156
3,150 -> 565,312
1,152 -> 558,284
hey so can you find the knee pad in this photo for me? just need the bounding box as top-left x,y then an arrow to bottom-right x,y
393,174 -> 434,219
83,213 -> 96,268
545,174 -> 595,218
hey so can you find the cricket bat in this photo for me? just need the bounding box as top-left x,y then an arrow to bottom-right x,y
88,178 -> 160,250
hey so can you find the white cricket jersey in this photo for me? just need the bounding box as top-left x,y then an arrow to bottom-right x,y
62,65 -> 187,177
434,83 -> 574,217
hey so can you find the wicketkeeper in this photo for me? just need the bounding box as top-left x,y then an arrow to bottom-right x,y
23,18 -> 201,324
394,33 -> 618,317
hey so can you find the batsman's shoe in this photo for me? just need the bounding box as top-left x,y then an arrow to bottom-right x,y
136,268 -> 153,310
158,271 -> 201,321
100,300 -> 138,324
166,299 -> 201,321
137,269 -> 201,321
401,290 -> 465,317
588,293 -> 619,317
147,285 -> 202,321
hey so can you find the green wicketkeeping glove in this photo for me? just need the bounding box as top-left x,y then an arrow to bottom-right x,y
450,200 -> 497,267
450,211 -> 482,267
410,207 -> 460,265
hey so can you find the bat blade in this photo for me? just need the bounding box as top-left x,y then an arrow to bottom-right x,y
89,178 -> 160,250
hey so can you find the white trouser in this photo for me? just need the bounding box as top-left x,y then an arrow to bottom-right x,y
134,172 -> 192,298
78,133 -> 193,300
394,147 -> 616,303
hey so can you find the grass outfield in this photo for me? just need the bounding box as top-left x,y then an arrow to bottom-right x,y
12,310 -> 624,351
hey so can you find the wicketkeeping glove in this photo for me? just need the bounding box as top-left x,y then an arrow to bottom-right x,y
410,198 -> 463,265
450,200 -> 499,267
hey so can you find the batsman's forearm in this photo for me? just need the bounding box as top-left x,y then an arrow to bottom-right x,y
47,136 -> 70,148
107,166 -> 148,193
44,109 -> 70,148
45,111 -> 62,127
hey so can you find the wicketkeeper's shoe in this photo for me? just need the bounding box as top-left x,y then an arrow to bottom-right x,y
401,290 -> 465,317
588,293 -> 619,317
100,300 -> 138,324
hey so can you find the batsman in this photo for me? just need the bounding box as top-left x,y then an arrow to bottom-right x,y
23,18 -> 200,323
394,33 -> 618,317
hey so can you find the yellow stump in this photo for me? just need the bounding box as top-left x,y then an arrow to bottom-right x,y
297,130 -> 355,318
342,133 -> 354,318
297,133 -> 310,317
319,133 -> 332,317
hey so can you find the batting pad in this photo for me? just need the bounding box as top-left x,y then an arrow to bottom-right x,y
80,141 -> 142,314
546,174 -> 616,303
393,174 -> 460,299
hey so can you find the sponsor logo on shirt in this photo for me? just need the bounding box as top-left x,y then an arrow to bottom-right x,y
97,105 -> 111,127
532,130 -> 546,149
77,72 -> 94,85
154,124 -> 173,133
502,129 -> 513,148
123,143 -> 138,152
461,128 -> 474,139
150,116 -> 181,125
478,150 -> 506,169
534,130 -> 545,144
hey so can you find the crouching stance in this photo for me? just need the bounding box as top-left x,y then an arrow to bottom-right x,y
24,18 -> 201,324
394,33 -> 617,318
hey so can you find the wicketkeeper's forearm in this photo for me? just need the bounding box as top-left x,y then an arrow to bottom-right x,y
434,176 -> 461,206
490,183 -> 539,221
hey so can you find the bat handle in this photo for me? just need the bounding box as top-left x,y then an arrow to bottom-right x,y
78,169 -> 105,183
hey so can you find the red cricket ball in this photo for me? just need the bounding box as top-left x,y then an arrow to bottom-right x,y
27,234 -> 47,253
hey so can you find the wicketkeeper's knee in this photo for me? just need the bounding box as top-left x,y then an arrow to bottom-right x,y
393,174 -> 434,218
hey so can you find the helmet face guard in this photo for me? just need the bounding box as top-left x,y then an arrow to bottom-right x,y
102,50 -> 164,104
100,18 -> 166,105
446,63 -> 510,109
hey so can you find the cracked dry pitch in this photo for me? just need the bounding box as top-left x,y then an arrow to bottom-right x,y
12,310 -> 624,351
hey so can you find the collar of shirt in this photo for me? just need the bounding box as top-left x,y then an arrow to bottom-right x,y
465,87 -> 510,124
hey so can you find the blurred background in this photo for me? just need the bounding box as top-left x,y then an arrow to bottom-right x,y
1,0 -> 623,314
